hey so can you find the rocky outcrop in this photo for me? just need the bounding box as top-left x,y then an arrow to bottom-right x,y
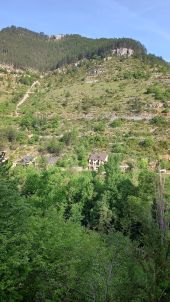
49,34 -> 65,40
112,48 -> 134,57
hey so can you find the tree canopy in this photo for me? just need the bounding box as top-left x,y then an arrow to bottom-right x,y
0,158 -> 170,301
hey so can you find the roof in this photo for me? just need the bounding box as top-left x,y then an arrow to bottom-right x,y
120,164 -> 129,168
46,156 -> 58,165
0,150 -> 6,154
22,155 -> 35,164
89,152 -> 108,161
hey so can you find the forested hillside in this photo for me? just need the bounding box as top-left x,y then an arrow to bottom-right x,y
0,28 -> 170,301
0,26 -> 147,71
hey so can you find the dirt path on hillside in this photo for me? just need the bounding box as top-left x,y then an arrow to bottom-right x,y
15,80 -> 40,116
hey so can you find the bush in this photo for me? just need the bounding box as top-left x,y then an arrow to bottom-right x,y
139,138 -> 154,148
94,122 -> 105,132
5,127 -> 17,142
0,67 -> 7,74
110,119 -> 123,128
146,85 -> 170,101
133,69 -> 150,79
65,91 -> 71,98
130,98 -> 143,113
16,131 -> 27,144
19,74 -> 35,86
150,116 -> 167,126
162,108 -> 169,114
60,130 -> 78,146
123,70 -> 150,80
112,143 -> 126,153
46,139 -> 63,155
20,114 -> 47,131
159,160 -> 170,170
76,145 -> 88,167
11,91 -> 25,104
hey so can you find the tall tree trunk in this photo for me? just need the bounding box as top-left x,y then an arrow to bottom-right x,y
156,170 -> 166,245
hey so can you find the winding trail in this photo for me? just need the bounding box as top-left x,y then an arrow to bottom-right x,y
15,80 -> 40,116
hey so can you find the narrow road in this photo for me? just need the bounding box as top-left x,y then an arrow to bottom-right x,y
15,80 -> 40,116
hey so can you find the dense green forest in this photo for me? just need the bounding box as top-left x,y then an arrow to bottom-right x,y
0,26 -> 148,71
0,157 -> 170,301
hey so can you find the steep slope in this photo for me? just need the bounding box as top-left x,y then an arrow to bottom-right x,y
0,26 -> 147,71
0,54 -> 169,168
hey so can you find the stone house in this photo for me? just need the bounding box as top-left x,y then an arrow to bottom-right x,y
88,152 -> 108,171
20,155 -> 36,166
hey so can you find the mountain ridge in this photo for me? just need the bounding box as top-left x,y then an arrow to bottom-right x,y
0,25 -> 157,71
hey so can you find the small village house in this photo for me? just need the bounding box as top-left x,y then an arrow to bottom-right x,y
159,168 -> 167,174
20,155 -> 36,166
0,151 -> 7,164
45,156 -> 58,166
120,163 -> 130,172
88,152 -> 108,171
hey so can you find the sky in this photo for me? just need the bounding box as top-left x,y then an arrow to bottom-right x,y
1,0 -> 170,61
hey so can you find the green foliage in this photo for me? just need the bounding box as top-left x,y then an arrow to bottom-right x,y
19,74 -> 35,85
0,156 -> 170,301
110,119 -> 123,128
0,127 -> 18,145
146,85 -> 170,101
11,90 -> 25,104
4,127 -> 17,142
1,27 -> 170,301
159,159 -> 170,170
46,139 -> 64,155
123,69 -> 150,80
60,129 -> 78,146
20,114 -> 47,131
94,121 -> 106,132
139,138 -> 154,148
150,116 -> 167,126
76,145 -> 88,167
130,98 -> 143,113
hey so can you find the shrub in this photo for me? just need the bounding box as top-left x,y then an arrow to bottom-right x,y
123,70 -> 150,80
150,116 -> 167,126
11,91 -> 25,104
133,70 -> 150,79
112,143 -> 126,153
139,138 -> 154,148
65,91 -> 71,98
146,85 -> 170,101
19,74 -> 35,86
46,139 -> 63,155
160,160 -> 170,170
20,114 -> 47,130
94,122 -> 105,132
76,145 -> 88,167
5,127 -> 17,142
60,130 -> 78,146
130,98 -> 143,113
110,119 -> 123,128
